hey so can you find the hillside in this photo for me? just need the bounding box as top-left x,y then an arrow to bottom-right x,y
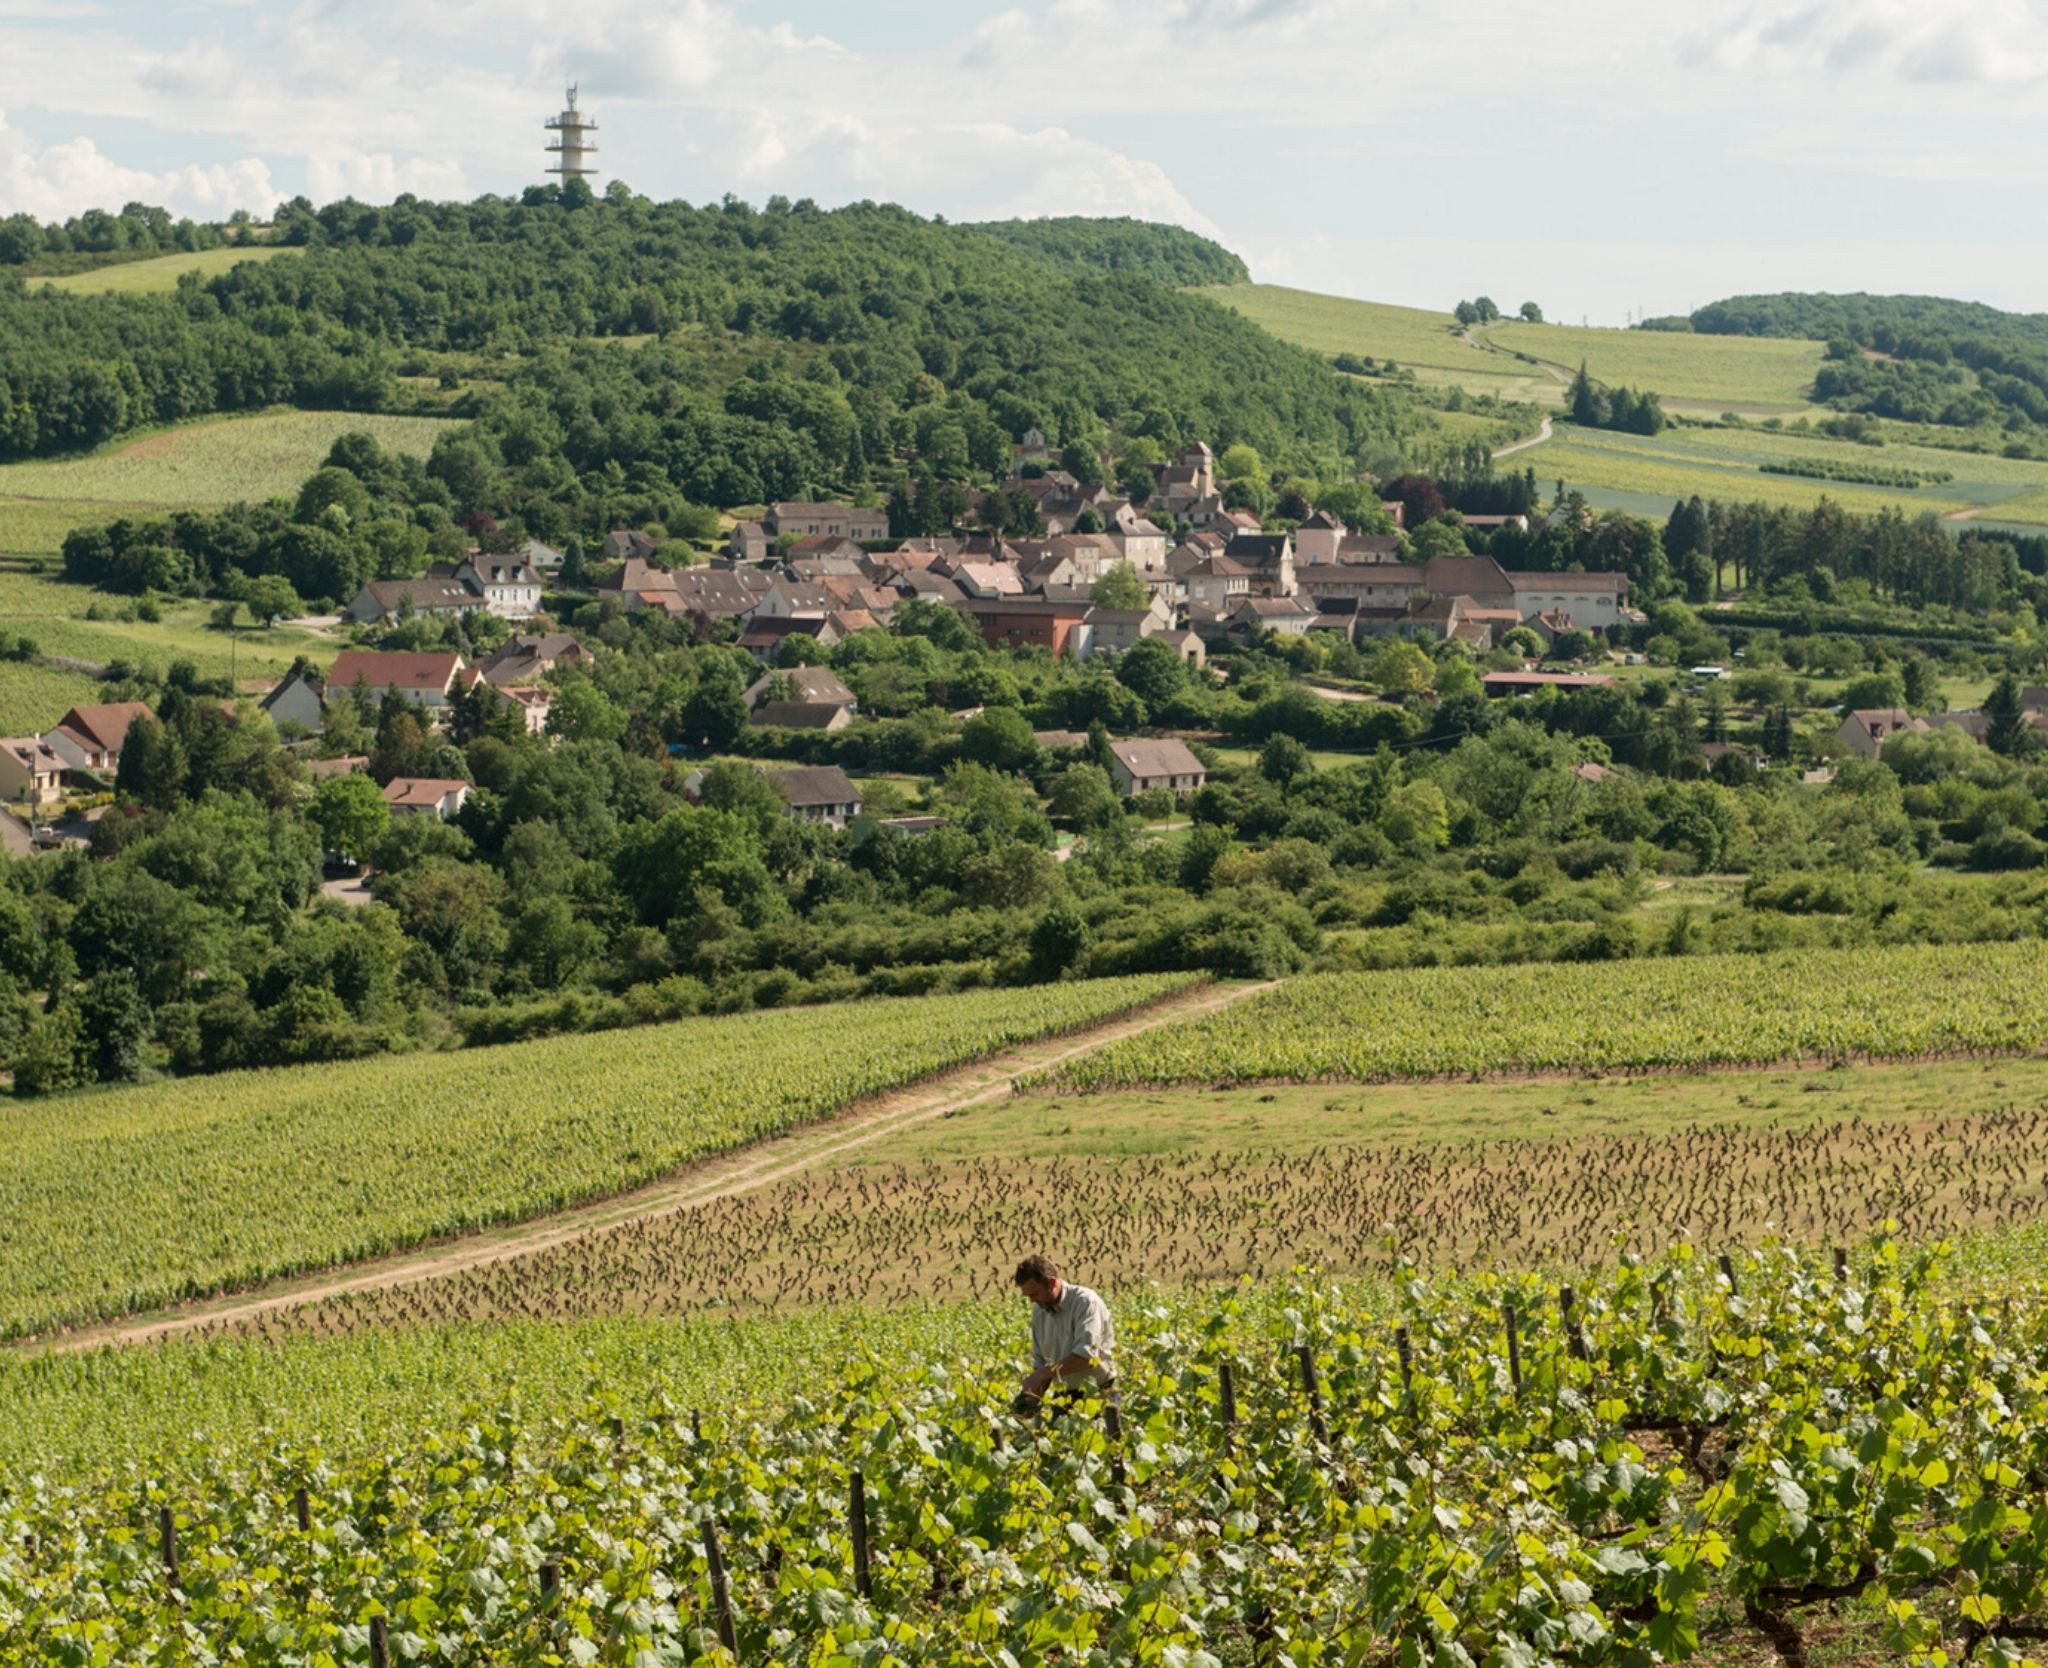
965,215 -> 1248,285
1211,279 -> 2048,522
0,198 -> 1416,485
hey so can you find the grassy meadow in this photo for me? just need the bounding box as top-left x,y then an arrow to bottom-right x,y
38,245 -> 300,295
0,408 -> 454,556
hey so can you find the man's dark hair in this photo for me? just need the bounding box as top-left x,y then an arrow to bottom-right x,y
1013,1254 -> 1059,1287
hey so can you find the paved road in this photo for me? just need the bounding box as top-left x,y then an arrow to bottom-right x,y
0,815 -> 34,860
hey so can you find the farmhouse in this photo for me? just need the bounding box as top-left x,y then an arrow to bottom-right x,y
343,577 -> 486,626
327,651 -> 469,710
478,633 -> 594,687
381,777 -> 471,819
602,528 -> 661,561
43,701 -> 157,775
1838,707 -> 1928,760
766,765 -> 863,829
744,666 -> 857,713
1105,737 -> 1208,797
765,501 -> 889,542
0,735 -> 63,808
259,669 -> 327,732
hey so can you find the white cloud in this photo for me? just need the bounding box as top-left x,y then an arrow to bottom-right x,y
304,150 -> 468,203
1685,0 -> 2048,83
708,107 -> 1224,236
0,106 -> 278,219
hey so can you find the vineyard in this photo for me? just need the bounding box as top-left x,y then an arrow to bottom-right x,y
7,1241 -> 2047,1665
179,1078 -> 2048,1343
1760,457 -> 1953,488
0,409 -> 455,556
0,974 -> 1197,1341
1032,943 -> 2048,1092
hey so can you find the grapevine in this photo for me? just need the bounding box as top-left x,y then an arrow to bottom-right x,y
3,1240 -> 2045,1665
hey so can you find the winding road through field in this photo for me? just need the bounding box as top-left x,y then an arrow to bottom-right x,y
1491,416 -> 1553,459
34,978 -> 1278,1354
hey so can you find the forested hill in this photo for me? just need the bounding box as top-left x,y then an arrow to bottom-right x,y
1685,292 -> 2048,346
1654,290 -> 2048,433
962,216 -> 1249,285
0,193 -> 1394,484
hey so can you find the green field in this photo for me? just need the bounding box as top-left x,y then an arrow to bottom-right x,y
0,408 -> 454,556
39,245 -> 299,295
0,975 -> 1191,1340
0,657 -> 103,738
1525,419 -> 2048,523
1479,318 -> 1825,413
1200,284 -> 1566,402
0,569 -> 337,733
1206,284 -> 1834,420
1034,942 -> 2048,1089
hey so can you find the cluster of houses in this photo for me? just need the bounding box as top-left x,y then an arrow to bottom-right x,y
589,444 -> 1630,666
260,637 -> 592,740
343,552 -> 549,627
1836,690 -> 2048,761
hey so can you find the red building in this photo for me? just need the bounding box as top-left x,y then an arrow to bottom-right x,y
962,599 -> 1090,658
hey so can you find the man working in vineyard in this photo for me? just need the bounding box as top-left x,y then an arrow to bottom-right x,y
1012,1254 -> 1116,1417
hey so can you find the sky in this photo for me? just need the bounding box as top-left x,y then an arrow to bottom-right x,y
3,0 -> 2047,323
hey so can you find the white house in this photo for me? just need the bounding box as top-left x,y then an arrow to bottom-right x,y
456,556 -> 544,621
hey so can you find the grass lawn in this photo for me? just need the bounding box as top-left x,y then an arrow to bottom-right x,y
0,409 -> 457,555
38,246 -> 300,296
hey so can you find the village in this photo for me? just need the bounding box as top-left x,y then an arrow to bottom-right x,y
4,437 -> 2035,848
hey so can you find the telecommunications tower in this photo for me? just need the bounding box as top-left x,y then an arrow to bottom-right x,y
544,85 -> 598,182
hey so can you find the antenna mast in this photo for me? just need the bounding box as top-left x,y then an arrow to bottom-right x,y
544,84 -> 599,181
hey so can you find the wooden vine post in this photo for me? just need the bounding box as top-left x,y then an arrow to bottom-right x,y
1102,1400 -> 1127,1488
702,1518 -> 739,1657
1296,1344 -> 1329,1443
293,1486 -> 311,1534
849,1472 -> 872,1600
1718,1252 -> 1740,1297
1559,1286 -> 1590,1363
1503,1300 -> 1523,1396
1217,1359 -> 1239,1434
1395,1327 -> 1413,1394
157,1504 -> 179,1600
369,1615 -> 390,1668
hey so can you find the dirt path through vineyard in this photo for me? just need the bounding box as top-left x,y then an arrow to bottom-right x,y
43,978 -> 1274,1354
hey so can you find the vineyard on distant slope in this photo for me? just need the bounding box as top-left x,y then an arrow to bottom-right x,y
0,974 -> 1195,1341
6,1240 -> 2045,1665
1033,943 -> 2048,1091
